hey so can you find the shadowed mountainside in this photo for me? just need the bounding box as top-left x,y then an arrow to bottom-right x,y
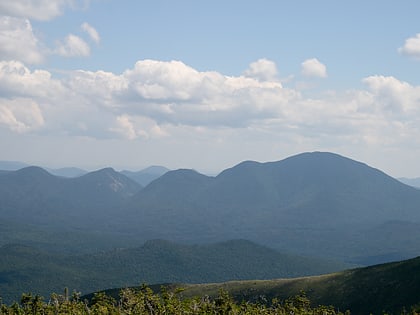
0,239 -> 349,304
0,166 -> 142,227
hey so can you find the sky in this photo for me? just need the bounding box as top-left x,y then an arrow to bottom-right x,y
1,0 -> 420,177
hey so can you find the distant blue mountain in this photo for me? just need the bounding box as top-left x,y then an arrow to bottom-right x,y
1,152 -> 420,265
0,160 -> 29,170
125,152 -> 420,263
398,177 -> 420,189
46,167 -> 88,177
121,165 -> 170,186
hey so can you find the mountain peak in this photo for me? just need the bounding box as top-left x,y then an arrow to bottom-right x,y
140,165 -> 170,175
77,167 -> 142,195
14,166 -> 54,178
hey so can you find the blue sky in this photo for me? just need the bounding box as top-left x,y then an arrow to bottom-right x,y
1,1 -> 420,176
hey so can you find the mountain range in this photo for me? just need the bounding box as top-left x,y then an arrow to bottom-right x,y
1,152 -> 420,264
0,161 -> 169,185
121,152 -> 420,263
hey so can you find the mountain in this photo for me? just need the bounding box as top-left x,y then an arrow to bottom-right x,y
2,152 -> 420,264
123,152 -> 420,262
0,160 -> 29,171
0,239 -> 349,304
0,166 -> 142,228
0,161 -> 88,177
46,167 -> 87,177
120,165 -> 170,186
399,177 -> 420,189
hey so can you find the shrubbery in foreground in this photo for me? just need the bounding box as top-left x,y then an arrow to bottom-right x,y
0,286 -> 336,315
0,285 -> 418,314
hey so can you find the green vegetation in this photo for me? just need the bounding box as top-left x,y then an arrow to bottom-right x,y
0,240 -> 350,304
0,286 -> 352,314
91,255 -> 420,315
2,285 -> 420,315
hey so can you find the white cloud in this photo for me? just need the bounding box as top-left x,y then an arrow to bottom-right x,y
301,58 -> 327,78
0,16 -> 44,64
81,22 -> 100,44
0,2 -> 96,64
55,34 -> 90,57
110,114 -> 167,140
0,0 -> 68,21
118,59 -> 291,126
363,75 -> 420,113
110,115 -> 137,140
0,98 -> 44,133
0,60 -> 63,97
399,33 -> 420,59
243,58 -> 279,81
1,58 -> 420,163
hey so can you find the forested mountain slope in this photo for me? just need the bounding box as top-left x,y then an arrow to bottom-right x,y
175,254 -> 420,315
123,152 -> 420,262
0,239 -> 349,304
0,166 -> 142,227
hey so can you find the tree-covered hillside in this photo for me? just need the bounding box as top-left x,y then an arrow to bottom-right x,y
93,255 -> 420,315
0,240 -> 349,304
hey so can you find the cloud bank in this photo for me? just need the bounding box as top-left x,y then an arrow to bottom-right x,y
0,58 -> 419,151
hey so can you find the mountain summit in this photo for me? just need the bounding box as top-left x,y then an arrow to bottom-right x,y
124,152 -> 420,262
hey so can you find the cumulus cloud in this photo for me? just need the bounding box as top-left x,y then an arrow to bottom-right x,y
399,33 -> 420,59
301,58 -> 327,78
1,58 -> 420,157
0,2 -> 96,64
0,98 -> 44,133
81,22 -> 100,44
0,60 -> 63,97
118,59 -> 291,127
0,0 -> 68,21
243,58 -> 279,81
55,34 -> 90,57
0,16 -> 44,64
363,75 -> 420,113
110,115 -> 167,140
